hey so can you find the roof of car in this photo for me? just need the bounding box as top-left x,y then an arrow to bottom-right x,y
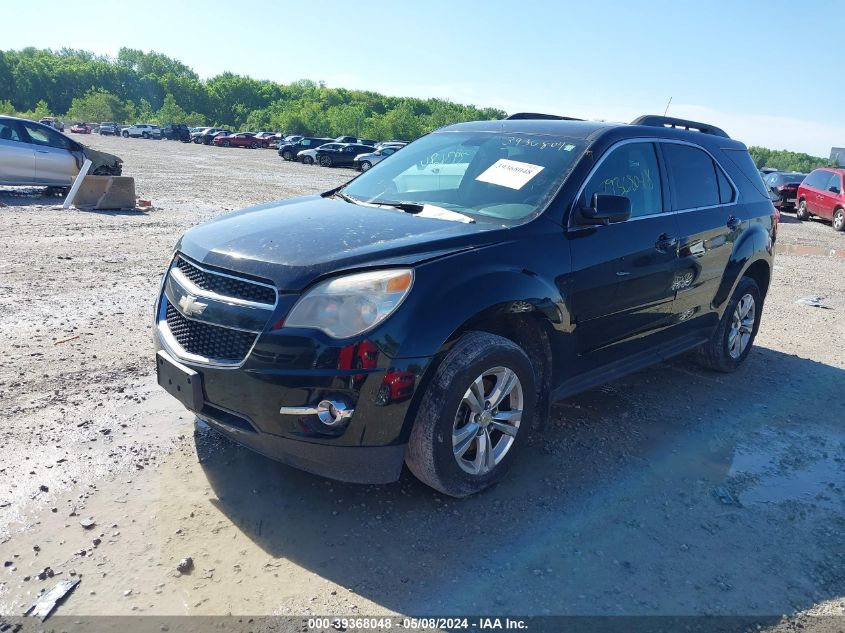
440,115 -> 748,150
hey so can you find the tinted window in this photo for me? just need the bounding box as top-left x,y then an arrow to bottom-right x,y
0,120 -> 22,142
804,170 -> 831,189
663,144 -> 720,210
21,123 -> 74,151
717,165 -> 734,204
580,142 -> 663,217
825,172 -> 842,194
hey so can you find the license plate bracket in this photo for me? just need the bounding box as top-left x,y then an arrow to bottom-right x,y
156,350 -> 203,412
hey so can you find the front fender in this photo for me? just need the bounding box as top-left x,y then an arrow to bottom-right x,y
391,246 -> 569,359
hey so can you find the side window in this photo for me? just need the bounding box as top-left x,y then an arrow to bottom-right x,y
663,143 -> 720,210
716,164 -> 734,204
0,121 -> 22,142
580,142 -> 663,217
22,123 -> 74,151
805,170 -> 830,189
825,173 -> 842,194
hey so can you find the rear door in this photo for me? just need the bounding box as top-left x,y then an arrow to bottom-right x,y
20,121 -> 78,186
0,119 -> 36,185
568,141 -> 681,370
662,142 -> 738,336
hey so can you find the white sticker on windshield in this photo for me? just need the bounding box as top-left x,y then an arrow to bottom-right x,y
475,159 -> 545,190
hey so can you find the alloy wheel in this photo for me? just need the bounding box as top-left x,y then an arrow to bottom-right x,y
452,366 -> 523,476
834,209 -> 844,231
728,294 -> 755,359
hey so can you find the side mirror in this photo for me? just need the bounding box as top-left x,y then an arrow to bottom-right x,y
578,193 -> 631,226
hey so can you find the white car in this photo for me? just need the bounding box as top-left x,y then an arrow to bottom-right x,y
353,145 -> 403,171
122,124 -> 161,139
296,142 -> 343,165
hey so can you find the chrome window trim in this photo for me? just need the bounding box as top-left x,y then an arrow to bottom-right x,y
568,137 -> 740,228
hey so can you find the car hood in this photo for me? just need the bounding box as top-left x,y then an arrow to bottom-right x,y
177,195 -> 507,291
74,145 -> 123,173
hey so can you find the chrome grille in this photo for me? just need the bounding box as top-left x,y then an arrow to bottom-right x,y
165,302 -> 256,362
175,256 -> 276,305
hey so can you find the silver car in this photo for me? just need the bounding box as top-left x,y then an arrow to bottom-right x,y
0,116 -> 123,189
352,144 -> 403,171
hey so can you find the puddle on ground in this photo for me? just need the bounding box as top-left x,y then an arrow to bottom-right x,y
777,243 -> 845,258
727,427 -> 845,509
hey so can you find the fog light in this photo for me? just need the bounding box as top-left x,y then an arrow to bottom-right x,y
316,399 -> 352,426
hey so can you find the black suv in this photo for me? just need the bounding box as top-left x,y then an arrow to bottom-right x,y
161,123 -> 191,142
277,137 -> 334,161
154,114 -> 776,497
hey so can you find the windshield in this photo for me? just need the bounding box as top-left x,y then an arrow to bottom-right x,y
341,131 -> 585,221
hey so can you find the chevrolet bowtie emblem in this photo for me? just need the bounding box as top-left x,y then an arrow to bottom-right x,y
178,294 -> 207,317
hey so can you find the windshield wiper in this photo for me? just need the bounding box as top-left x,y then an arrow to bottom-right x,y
368,200 -> 475,223
334,191 -> 359,205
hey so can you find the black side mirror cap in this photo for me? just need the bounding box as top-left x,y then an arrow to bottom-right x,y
578,193 -> 632,226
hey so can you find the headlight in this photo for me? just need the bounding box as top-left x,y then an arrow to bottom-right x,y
284,269 -> 413,338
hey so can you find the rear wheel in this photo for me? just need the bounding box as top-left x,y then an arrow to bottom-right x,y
696,276 -> 762,372
142,132 -> 150,139
303,155 -> 313,165
796,199 -> 810,221
406,331 -> 536,497
833,208 -> 845,231
320,155 -> 333,167
223,140 -> 230,147
360,161 -> 372,172
282,150 -> 293,161
250,142 -> 258,149
122,131 -> 129,138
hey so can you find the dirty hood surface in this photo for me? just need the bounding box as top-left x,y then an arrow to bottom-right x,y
177,195 -> 506,290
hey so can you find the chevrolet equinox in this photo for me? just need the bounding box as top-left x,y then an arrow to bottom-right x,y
154,114 -> 776,497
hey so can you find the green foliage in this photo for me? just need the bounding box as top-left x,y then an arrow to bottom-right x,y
748,146 -> 833,173
0,47 -> 506,139
66,89 -> 127,123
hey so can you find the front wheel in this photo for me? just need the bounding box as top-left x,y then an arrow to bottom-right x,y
319,155 -> 333,167
142,132 -> 150,139
833,208 -> 845,232
796,199 -> 810,221
696,276 -> 762,372
406,331 -> 536,497
360,161 -> 372,172
282,150 -> 293,161
122,131 -> 129,138
302,155 -> 313,165
223,140 -> 230,147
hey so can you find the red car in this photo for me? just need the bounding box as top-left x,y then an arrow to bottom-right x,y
213,132 -> 265,148
70,122 -> 91,134
796,168 -> 845,231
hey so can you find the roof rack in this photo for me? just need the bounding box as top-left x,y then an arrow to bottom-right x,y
631,115 -> 730,138
506,112 -> 585,121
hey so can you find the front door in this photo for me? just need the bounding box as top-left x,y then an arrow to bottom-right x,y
568,141 -> 680,370
816,171 -> 842,221
20,121 -> 78,186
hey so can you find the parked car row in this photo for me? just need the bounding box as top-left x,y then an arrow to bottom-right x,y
761,168 -> 845,232
277,136 -> 408,169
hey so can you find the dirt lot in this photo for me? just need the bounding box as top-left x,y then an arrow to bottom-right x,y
1,134 -> 844,625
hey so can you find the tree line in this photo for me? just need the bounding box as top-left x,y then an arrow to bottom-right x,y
0,47 -> 837,167
0,47 -> 505,140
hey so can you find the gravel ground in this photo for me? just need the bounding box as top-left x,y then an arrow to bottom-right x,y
0,134 -> 844,625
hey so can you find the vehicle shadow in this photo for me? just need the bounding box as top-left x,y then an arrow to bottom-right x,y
196,346 -> 845,617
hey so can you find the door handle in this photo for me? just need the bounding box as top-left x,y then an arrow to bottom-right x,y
36,150 -> 49,154
655,234 -> 677,252
726,215 -> 741,231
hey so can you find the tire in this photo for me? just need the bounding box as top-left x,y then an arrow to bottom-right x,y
796,199 -> 809,221
303,156 -> 313,165
320,155 -> 333,167
833,208 -> 845,232
360,161 -> 372,172
406,331 -> 536,497
223,140 -> 230,147
142,132 -> 150,139
250,142 -> 258,149
282,150 -> 293,161
122,131 -> 129,138
696,276 -> 763,373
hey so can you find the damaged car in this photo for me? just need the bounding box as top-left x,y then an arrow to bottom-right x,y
0,116 -> 123,192
154,113 -> 776,497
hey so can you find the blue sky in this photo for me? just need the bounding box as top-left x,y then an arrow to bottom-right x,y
5,0 -> 844,155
